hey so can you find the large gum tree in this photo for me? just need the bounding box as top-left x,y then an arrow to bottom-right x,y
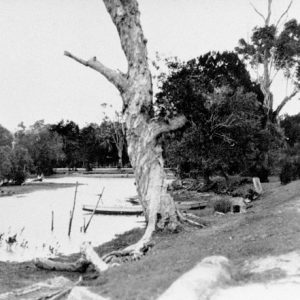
65,0 -> 197,258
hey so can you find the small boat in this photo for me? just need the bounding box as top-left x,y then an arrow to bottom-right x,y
82,205 -> 143,216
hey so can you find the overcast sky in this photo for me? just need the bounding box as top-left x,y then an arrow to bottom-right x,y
1,0 -> 300,132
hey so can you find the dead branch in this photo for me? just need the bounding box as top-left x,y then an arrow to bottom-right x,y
250,2 -> 266,23
151,115 -> 187,139
44,276 -> 82,300
274,89 -> 298,117
81,242 -> 109,272
275,0 -> 293,29
176,209 -> 206,228
64,51 -> 127,93
35,257 -> 90,273
84,187 -> 105,233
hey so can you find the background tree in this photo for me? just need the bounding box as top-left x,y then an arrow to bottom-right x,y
16,120 -> 64,175
0,146 -> 12,183
157,51 -> 274,182
64,0 -> 191,257
9,145 -> 32,185
280,113 -> 300,147
0,124 -> 13,147
100,106 -> 127,168
50,120 -> 80,169
79,123 -> 102,171
235,0 -> 300,122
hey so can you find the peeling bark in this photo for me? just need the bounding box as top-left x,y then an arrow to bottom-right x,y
64,0 -> 191,256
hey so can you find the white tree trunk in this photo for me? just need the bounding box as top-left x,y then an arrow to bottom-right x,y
65,0 -> 187,253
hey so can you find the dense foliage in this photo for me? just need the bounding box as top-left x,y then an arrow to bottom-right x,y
279,113 -> 300,185
156,51 -> 279,182
0,117 -> 129,185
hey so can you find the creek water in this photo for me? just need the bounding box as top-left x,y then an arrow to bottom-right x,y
0,176 -> 144,262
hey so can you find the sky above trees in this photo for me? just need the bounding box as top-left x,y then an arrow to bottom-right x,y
1,0 -> 300,131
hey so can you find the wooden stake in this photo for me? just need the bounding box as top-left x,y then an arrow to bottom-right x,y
84,187 -> 105,233
51,210 -> 54,232
68,181 -> 78,237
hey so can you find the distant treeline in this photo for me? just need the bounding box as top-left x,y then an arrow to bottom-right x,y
0,119 -> 129,184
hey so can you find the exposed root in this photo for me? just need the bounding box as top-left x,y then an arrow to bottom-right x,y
102,209 -> 206,264
176,209 -> 207,228
102,240 -> 154,264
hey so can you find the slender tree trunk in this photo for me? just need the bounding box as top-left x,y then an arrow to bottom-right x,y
117,144 -> 123,168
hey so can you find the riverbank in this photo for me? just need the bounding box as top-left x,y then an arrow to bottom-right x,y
0,182 -> 77,198
0,177 -> 299,299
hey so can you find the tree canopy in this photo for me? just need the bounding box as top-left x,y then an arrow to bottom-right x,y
235,1 -> 300,121
157,51 -> 277,181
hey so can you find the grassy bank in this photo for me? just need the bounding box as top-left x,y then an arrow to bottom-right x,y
0,178 -> 299,299
0,182 -> 77,197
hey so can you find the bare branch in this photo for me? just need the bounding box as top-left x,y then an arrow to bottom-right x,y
275,0 -> 293,29
274,89 -> 298,117
151,115 -> 187,139
64,51 -> 127,93
265,0 -> 272,25
250,2 -> 266,23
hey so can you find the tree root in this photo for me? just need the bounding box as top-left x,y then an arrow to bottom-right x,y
176,209 -> 207,228
102,240 -> 154,264
101,210 -> 205,264
35,211 -> 205,273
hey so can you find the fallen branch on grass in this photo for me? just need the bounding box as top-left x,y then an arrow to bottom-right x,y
35,243 -> 108,273
35,257 -> 90,273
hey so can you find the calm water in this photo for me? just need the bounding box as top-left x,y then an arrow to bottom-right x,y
0,176 -> 144,261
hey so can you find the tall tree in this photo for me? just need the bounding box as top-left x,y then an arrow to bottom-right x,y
79,123 -> 102,170
0,124 -> 13,148
157,52 -> 270,182
15,120 -> 64,175
65,0 -> 190,257
50,120 -> 80,169
101,109 -> 126,168
235,0 -> 300,122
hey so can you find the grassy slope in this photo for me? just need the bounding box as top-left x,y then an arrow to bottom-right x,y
0,178 -> 299,299
89,179 -> 300,299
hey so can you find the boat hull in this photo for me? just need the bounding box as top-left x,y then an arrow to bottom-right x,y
82,205 -> 143,216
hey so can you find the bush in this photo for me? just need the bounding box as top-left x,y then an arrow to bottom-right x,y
280,162 -> 296,185
213,198 -> 232,213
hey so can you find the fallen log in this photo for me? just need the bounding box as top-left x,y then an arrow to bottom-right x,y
0,276 -> 74,300
35,243 -> 109,274
35,257 -> 90,273
81,242 -> 109,272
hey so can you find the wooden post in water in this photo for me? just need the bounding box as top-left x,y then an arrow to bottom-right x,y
51,210 -> 54,231
68,181 -> 78,237
84,187 -> 105,233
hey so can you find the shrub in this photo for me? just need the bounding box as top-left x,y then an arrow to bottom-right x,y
213,198 -> 232,213
280,162 -> 296,185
